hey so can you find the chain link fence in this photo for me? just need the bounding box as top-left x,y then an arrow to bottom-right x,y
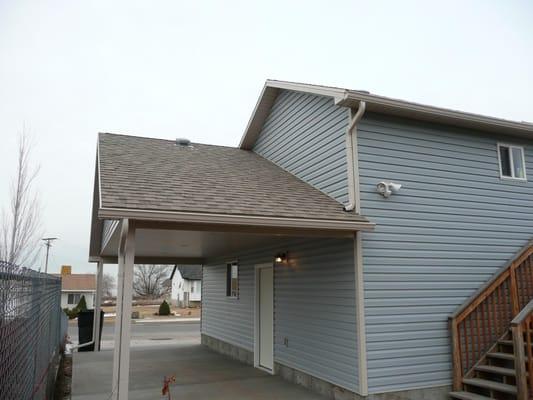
0,261 -> 67,400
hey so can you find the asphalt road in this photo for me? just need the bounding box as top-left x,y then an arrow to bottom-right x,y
68,320 -> 200,345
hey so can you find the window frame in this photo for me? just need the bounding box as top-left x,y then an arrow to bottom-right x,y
67,293 -> 81,305
497,143 -> 527,181
226,261 -> 239,299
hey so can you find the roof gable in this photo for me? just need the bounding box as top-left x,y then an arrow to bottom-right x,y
178,265 -> 202,280
239,80 -> 533,150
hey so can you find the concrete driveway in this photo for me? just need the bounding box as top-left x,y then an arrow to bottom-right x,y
72,342 -> 326,399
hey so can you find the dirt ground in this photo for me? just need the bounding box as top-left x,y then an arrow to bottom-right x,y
102,304 -> 201,319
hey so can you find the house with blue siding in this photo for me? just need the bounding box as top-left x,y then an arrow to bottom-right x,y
89,80 -> 533,400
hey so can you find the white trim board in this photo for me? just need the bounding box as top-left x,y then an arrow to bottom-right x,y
254,263 -> 275,375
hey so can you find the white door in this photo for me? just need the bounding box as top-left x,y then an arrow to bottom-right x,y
257,265 -> 274,371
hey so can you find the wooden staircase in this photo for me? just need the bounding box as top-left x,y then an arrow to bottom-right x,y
450,332 -> 518,399
449,242 -> 533,400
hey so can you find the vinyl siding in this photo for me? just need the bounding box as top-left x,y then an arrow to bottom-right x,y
201,237 -> 360,392
253,90 -> 349,204
358,113 -> 533,393
202,259 -> 255,351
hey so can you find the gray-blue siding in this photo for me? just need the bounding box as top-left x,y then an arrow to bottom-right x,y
201,238 -> 360,392
253,90 -> 349,204
358,113 -> 533,393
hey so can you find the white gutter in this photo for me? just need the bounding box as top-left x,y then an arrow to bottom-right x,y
344,101 -> 366,212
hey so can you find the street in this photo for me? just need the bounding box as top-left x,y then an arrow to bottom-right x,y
68,320 -> 200,349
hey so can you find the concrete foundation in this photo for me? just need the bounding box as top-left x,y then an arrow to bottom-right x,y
201,333 -> 254,365
275,362 -> 359,400
365,385 -> 451,400
202,334 -> 451,400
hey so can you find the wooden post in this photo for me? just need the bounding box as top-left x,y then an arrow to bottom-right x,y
510,265 -> 521,317
513,323 -> 528,400
93,260 -> 104,351
450,318 -> 463,391
111,219 -> 135,400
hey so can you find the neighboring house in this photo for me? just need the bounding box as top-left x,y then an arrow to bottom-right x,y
55,265 -> 96,309
169,265 -> 202,307
89,80 -> 533,400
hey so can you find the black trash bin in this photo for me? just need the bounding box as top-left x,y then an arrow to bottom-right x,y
77,310 -> 104,351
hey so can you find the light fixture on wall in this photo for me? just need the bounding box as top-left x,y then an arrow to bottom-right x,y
274,252 -> 287,263
376,181 -> 402,198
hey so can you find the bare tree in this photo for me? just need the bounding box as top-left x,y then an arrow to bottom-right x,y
133,265 -> 171,299
0,132 -> 42,267
102,273 -> 116,297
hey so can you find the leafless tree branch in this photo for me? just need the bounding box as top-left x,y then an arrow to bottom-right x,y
102,273 -> 116,297
0,131 -> 42,267
132,265 -> 171,299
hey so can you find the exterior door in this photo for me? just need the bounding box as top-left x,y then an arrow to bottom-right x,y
256,264 -> 274,371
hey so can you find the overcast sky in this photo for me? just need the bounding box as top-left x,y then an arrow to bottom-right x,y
0,0 -> 532,274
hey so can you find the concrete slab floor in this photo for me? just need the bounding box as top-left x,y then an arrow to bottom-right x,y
72,343 -> 326,399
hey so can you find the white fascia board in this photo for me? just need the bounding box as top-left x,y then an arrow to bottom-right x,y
337,91 -> 533,138
98,207 -> 375,232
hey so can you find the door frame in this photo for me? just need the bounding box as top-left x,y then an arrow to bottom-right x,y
254,263 -> 274,374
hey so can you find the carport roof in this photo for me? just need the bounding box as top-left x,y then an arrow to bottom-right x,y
96,132 -> 371,225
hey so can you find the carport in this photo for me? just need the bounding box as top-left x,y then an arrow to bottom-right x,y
88,133 -> 373,399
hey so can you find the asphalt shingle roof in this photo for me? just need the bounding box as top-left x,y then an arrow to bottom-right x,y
178,265 -> 202,280
53,274 -> 96,291
98,133 -> 369,223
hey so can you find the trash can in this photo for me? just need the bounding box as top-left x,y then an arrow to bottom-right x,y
77,310 -> 104,351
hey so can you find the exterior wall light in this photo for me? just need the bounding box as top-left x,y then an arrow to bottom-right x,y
376,181 -> 402,198
275,253 -> 287,263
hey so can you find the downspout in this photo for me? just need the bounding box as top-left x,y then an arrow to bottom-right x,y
344,101 -> 366,212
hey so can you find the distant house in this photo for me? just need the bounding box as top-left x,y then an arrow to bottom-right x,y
170,265 -> 201,307
55,265 -> 96,309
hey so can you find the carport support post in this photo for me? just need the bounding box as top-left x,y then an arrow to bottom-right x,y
93,260 -> 103,351
112,219 -> 135,400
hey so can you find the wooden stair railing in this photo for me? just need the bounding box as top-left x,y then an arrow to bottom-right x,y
511,299 -> 533,400
449,241 -> 533,391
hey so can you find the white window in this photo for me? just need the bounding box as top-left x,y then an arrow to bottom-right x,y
498,144 -> 527,180
67,293 -> 81,305
226,262 -> 239,298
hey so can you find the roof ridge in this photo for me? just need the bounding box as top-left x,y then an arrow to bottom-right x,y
98,132 -> 240,150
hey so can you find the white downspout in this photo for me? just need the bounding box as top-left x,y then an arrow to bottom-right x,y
344,101 -> 366,212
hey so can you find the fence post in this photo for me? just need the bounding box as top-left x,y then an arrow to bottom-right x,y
510,265 -> 520,316
513,322 -> 528,400
450,318 -> 463,391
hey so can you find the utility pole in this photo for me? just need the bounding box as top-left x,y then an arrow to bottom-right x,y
42,237 -> 58,273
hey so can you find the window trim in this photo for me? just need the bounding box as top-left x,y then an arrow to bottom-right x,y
67,293 -> 81,305
497,143 -> 527,181
226,260 -> 239,299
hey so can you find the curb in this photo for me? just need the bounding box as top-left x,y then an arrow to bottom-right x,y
133,318 -> 200,323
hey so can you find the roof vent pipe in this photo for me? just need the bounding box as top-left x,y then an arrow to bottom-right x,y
176,138 -> 191,146
344,101 -> 366,212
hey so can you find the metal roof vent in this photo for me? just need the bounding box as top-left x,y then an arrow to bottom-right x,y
176,138 -> 191,147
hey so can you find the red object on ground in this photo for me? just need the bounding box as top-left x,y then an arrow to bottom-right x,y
162,375 -> 176,399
